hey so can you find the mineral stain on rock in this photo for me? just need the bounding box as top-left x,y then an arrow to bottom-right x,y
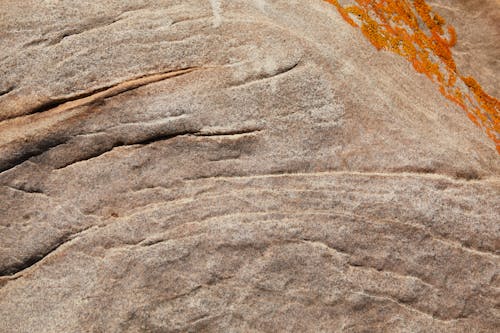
0,0 -> 499,332
325,0 -> 500,153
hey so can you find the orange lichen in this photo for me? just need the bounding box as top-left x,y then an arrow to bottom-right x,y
324,0 -> 500,153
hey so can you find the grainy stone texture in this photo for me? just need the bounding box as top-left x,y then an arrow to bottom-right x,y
0,1 -> 499,332
429,0 -> 500,96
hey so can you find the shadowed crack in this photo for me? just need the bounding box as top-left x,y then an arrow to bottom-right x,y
54,129 -> 201,171
7,67 -> 199,122
0,135 -> 69,174
25,87 -> 111,117
0,240 -> 67,277
195,128 -> 263,137
0,225 -> 96,278
54,127 -> 262,171
0,86 -> 15,97
0,67 -> 203,173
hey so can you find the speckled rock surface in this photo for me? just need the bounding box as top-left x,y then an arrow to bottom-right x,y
429,0 -> 500,96
0,1 -> 499,332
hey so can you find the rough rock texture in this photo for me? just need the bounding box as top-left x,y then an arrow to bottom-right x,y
429,0 -> 500,96
0,1 -> 499,332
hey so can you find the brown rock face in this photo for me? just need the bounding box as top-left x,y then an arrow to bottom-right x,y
0,1 -> 499,332
429,0 -> 500,96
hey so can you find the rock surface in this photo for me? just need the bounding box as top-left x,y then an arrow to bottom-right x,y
0,1 -> 499,332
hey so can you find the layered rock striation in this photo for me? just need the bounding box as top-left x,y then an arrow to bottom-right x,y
0,1 -> 499,332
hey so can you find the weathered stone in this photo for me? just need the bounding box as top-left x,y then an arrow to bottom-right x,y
0,1 -> 499,332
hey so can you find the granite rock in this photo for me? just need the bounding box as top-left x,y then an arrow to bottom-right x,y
0,1 -> 499,332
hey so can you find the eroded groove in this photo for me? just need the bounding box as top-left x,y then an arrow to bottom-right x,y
2,67 -> 200,124
124,187 -> 499,258
13,67 -> 200,121
171,15 -> 212,26
0,67 -> 202,174
0,86 -> 15,97
347,260 -> 435,289
52,17 -> 123,44
54,129 -> 200,171
390,166 -> 482,181
0,135 -> 69,174
299,238 -> 437,290
22,7 -> 146,49
195,127 -> 263,137
275,60 -> 300,76
22,37 -> 51,48
0,236 -> 71,277
299,238 -> 349,256
0,225 -> 97,279
55,127 -> 262,171
353,291 -> 461,322
25,87 -> 112,117
261,239 -> 458,321
1,184 -> 46,195
227,59 -> 301,89
184,169 -> 496,186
